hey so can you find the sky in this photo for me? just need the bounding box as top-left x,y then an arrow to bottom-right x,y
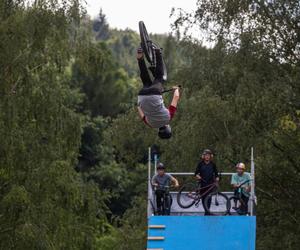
84,0 -> 197,34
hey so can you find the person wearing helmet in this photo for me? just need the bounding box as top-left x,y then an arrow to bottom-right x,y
137,47 -> 180,139
151,163 -> 179,215
194,149 -> 219,215
231,163 -> 251,215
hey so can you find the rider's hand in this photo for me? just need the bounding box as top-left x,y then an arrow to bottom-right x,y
153,183 -> 158,187
137,48 -> 143,59
215,177 -> 220,182
175,183 -> 180,188
195,175 -> 202,180
173,88 -> 180,98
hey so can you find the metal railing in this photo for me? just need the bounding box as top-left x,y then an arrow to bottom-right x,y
168,172 -> 235,176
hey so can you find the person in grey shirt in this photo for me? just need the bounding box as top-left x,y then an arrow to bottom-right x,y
136,47 -> 180,139
152,163 -> 179,215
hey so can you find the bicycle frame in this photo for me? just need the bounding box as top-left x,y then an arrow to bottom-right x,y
146,40 -> 159,67
191,182 -> 218,206
233,179 -> 251,198
231,179 -> 251,212
154,185 -> 173,215
163,191 -> 172,214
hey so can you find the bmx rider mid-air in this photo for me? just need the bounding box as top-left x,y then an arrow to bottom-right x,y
137,47 -> 180,139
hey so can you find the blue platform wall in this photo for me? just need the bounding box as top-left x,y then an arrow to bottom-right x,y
147,216 -> 256,250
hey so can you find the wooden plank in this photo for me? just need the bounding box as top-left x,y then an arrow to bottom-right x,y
147,236 -> 165,241
148,225 -> 166,229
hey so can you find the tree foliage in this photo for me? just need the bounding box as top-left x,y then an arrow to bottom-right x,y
1,1 -> 299,249
0,1 -> 117,249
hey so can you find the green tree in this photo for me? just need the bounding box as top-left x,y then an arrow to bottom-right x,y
0,1 -> 109,249
71,40 -> 134,117
93,9 -> 110,41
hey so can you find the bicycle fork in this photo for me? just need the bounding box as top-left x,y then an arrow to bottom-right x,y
195,199 -> 201,207
214,193 -> 220,206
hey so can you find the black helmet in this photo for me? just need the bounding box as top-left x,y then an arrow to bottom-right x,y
157,162 -> 165,170
202,149 -> 213,155
158,125 -> 172,139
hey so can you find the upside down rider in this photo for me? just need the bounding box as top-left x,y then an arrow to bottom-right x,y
137,47 -> 180,139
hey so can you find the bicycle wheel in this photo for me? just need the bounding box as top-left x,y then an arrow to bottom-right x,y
204,192 -> 230,216
163,194 -> 172,215
177,183 -> 198,209
139,21 -> 153,63
229,196 -> 240,215
229,196 -> 249,215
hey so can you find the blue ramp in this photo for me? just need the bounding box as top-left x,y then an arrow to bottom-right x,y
147,216 -> 256,250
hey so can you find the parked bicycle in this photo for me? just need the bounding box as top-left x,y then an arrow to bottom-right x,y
229,179 -> 251,215
152,184 -> 173,215
177,178 -> 230,216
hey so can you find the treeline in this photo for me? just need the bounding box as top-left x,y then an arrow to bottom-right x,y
104,1 -> 300,249
0,0 -> 299,250
0,1 -> 136,249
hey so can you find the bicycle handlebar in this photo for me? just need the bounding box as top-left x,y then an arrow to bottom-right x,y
153,184 -> 175,189
162,85 -> 182,94
236,179 -> 251,188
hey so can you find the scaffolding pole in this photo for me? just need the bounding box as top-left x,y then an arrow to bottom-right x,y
147,147 -> 152,218
154,154 -> 158,175
250,147 -> 255,216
